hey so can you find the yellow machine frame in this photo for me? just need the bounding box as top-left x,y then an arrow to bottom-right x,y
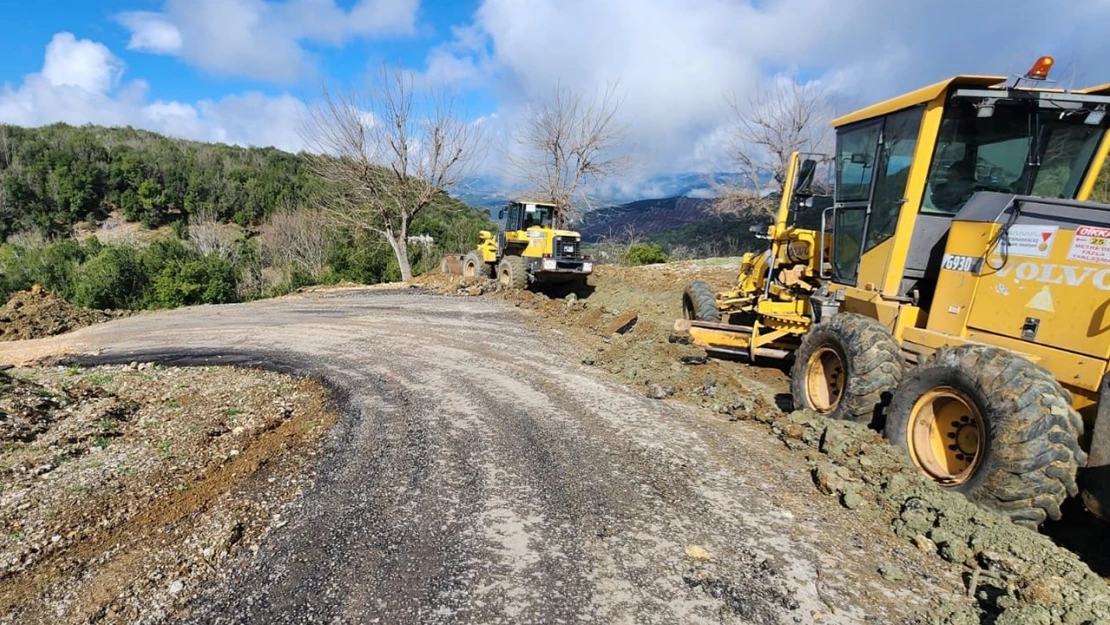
681,74 -> 1110,412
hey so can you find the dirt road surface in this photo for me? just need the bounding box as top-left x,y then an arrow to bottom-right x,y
0,288 -> 967,624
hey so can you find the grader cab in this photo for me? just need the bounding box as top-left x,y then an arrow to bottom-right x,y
676,58 -> 1110,527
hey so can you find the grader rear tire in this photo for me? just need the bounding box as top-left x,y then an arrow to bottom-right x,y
884,345 -> 1085,528
682,281 -> 720,323
497,256 -> 528,290
463,252 -> 489,279
790,313 -> 904,425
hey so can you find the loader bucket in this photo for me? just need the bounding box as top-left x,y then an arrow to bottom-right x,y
439,255 -> 465,275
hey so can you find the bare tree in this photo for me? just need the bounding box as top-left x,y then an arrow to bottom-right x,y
303,67 -> 486,281
511,85 -> 628,228
259,203 -> 329,276
714,78 -> 832,216
189,209 -> 240,264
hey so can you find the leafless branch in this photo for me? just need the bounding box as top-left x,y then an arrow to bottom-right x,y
189,209 -> 240,264
301,65 -> 487,281
259,202 -> 329,275
714,78 -> 832,217
510,84 -> 628,227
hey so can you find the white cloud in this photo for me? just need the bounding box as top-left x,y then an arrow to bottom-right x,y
117,0 -> 420,83
0,33 -> 308,152
41,33 -> 124,94
428,0 -> 1110,187
118,11 -> 183,55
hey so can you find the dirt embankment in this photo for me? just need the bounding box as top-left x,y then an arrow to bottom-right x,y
417,260 -> 1110,624
0,286 -> 130,342
0,364 -> 337,624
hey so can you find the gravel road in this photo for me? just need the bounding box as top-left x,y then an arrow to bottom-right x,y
0,288 -> 965,624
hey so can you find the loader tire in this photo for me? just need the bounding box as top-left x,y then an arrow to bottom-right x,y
463,252 -> 489,279
497,255 -> 528,290
884,345 -> 1085,528
791,313 -> 904,425
682,281 -> 720,323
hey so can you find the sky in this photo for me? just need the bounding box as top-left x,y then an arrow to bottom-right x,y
2,0 -> 1110,192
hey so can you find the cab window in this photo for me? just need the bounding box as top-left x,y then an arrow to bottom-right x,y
836,122 -> 881,202
865,106 -> 925,251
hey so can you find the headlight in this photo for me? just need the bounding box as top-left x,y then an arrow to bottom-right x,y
582,262 -> 593,272
542,259 -> 556,270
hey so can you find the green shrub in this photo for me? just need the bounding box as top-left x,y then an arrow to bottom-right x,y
73,246 -> 144,309
623,243 -> 669,266
30,239 -> 85,298
152,256 -> 238,308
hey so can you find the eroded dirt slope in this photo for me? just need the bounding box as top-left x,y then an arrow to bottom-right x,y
0,364 -> 335,624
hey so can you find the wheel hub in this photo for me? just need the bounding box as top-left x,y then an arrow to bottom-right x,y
907,388 -> 985,486
805,346 -> 845,414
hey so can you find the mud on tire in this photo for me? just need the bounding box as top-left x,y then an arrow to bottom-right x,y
884,345 -> 1086,528
682,281 -> 720,323
790,313 -> 904,425
497,255 -> 528,290
462,252 -> 489,279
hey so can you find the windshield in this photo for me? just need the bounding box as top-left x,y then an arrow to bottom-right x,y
522,204 -> 554,228
921,96 -> 1108,215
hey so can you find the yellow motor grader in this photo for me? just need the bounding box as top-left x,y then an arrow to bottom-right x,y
447,200 -> 592,289
676,57 -> 1110,527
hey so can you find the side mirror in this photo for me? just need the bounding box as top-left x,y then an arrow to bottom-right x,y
749,223 -> 772,240
498,208 -> 505,220
794,158 -> 817,197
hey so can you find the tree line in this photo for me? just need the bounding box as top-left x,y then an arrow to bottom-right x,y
0,123 -> 319,241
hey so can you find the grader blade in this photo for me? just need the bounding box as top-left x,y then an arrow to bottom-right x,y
673,319 -> 791,361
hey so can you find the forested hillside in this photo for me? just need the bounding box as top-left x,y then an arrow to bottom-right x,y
0,123 -> 493,309
0,124 -> 316,240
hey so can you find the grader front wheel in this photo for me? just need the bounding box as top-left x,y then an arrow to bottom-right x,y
682,281 -> 721,323
885,345 -> 1086,528
790,313 -> 905,424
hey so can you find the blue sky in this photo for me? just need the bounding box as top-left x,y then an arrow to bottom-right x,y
2,0 -> 1110,190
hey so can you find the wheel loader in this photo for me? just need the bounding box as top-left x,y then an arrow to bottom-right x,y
447,200 -> 593,289
675,57 -> 1110,528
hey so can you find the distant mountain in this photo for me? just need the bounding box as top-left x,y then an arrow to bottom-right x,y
576,197 -> 716,242
457,172 -> 749,215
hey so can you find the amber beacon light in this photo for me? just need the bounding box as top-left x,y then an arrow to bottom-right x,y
1025,55 -> 1055,80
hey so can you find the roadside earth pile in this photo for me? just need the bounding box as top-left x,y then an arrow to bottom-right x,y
743,408 -> 1110,625
0,286 -> 128,342
0,364 -> 336,624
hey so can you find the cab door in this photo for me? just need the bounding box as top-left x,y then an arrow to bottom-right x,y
831,121 -> 881,284
831,108 -> 925,286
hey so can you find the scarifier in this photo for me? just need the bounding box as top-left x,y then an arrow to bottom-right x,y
443,200 -> 592,289
675,57 -> 1110,528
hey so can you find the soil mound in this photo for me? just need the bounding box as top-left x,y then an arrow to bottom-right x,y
0,286 -> 125,342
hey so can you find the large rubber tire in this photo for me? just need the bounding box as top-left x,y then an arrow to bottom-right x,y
790,313 -> 904,425
682,281 -> 720,322
884,345 -> 1086,528
497,256 -> 528,289
462,252 -> 489,279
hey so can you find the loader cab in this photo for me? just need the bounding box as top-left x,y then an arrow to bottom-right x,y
500,202 -> 556,232
824,75 -> 1110,317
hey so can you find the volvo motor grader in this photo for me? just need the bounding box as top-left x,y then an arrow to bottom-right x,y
676,57 -> 1110,527
451,200 -> 593,289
